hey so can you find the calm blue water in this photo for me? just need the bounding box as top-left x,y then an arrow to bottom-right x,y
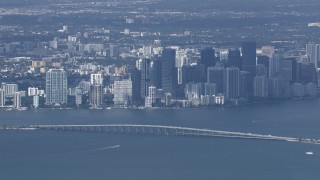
1,99 -> 320,180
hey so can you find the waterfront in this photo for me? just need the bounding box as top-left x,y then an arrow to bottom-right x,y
1,99 -> 320,180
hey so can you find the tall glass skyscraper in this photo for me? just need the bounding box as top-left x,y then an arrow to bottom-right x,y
241,41 -> 257,76
161,48 -> 177,96
45,69 -> 68,105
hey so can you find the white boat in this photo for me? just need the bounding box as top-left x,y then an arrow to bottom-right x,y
306,151 -> 314,155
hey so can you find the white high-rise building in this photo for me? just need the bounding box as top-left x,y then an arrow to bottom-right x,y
28,87 -> 39,96
90,74 -> 103,85
113,80 -> 132,107
0,89 -> 5,107
3,83 -> 18,97
13,92 -> 21,109
75,88 -> 83,106
50,41 -> 58,49
306,43 -> 320,68
148,86 -> 157,104
33,95 -> 39,108
45,69 -> 68,105
89,84 -> 103,108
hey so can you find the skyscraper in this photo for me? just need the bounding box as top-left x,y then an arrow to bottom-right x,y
140,58 -> 151,99
149,58 -> 162,88
241,41 -> 257,76
162,48 -> 177,96
90,74 -> 103,85
0,89 -> 5,107
3,83 -> 18,97
207,65 -> 226,94
128,67 -> 141,105
254,76 -> 268,98
227,48 -> 242,69
45,69 -> 68,105
239,71 -> 253,99
306,43 -> 320,68
33,95 -> 39,108
225,67 -> 240,99
89,84 -> 103,108
113,80 -> 133,107
200,48 -> 216,68
200,48 -> 216,82
269,53 -> 283,78
13,92 -> 21,109
89,73 -> 103,108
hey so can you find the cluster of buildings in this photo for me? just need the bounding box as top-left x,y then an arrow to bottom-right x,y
1,40 -> 320,110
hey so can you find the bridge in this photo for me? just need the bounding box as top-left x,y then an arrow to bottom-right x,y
1,124 -> 320,145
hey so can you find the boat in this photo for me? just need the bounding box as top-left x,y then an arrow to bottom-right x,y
306,151 -> 314,155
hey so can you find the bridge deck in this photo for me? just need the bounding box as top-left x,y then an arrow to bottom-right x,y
1,124 -> 319,145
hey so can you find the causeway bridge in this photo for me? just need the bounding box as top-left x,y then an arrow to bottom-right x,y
1,124 -> 320,145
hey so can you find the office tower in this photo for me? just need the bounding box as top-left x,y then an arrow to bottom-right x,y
200,48 -> 216,82
204,83 -> 217,96
140,58 -> 151,98
113,80 -> 132,107
207,65 -> 226,94
0,89 -> 5,107
257,55 -> 270,77
45,69 -> 68,105
162,48 -> 177,96
282,59 -> 294,84
268,78 -> 282,98
149,58 -> 162,88
128,67 -> 141,104
269,53 -> 283,78
297,62 -> 317,84
227,48 -> 242,69
306,43 -> 320,67
90,74 -> 103,85
183,65 -> 203,84
239,71 -> 253,99
33,95 -> 39,108
89,84 -> 103,108
225,67 -> 240,99
200,48 -> 216,68
241,41 -> 257,76
284,58 -> 298,82
148,86 -> 157,104
254,76 -> 268,97
13,92 -> 21,109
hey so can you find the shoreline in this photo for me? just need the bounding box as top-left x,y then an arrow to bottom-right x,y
0,96 -> 318,112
